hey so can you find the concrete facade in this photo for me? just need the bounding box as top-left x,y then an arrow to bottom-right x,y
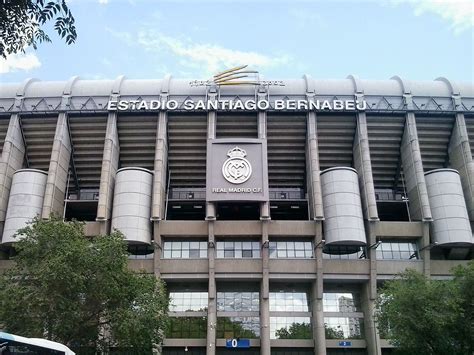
0,76 -> 473,355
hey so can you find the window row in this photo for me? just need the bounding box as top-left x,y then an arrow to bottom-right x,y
162,241 -> 208,259
269,291 -> 310,312
217,291 -> 260,312
169,292 -> 208,312
324,317 -> 365,339
166,316 -> 363,340
161,240 -> 418,260
216,241 -> 261,259
323,292 -> 361,312
270,317 -> 312,339
167,291 -> 363,313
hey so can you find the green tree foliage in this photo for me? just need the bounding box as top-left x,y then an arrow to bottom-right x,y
0,0 -> 76,58
216,317 -> 258,339
274,322 -> 312,339
376,262 -> 474,355
0,216 -> 169,353
324,325 -> 345,340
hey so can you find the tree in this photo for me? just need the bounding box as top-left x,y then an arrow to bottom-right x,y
324,325 -> 345,340
0,216 -> 169,354
0,0 -> 76,58
376,262 -> 474,355
274,322 -> 312,339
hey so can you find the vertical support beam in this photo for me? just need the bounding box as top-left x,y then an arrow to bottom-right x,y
421,222 -> 431,277
258,88 -> 270,220
206,90 -> 217,221
153,221 -> 162,277
400,113 -> 432,221
96,112 -> 120,234
363,221 -> 381,355
448,113 -> 474,221
42,113 -> 71,218
207,221 -> 217,355
260,221 -> 270,355
304,76 -> 326,354
151,111 -> 168,220
312,222 -> 326,355
361,280 -> 381,355
306,102 -> 324,220
353,112 -> 379,221
0,114 -> 26,237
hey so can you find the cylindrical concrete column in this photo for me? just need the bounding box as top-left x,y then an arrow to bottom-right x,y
425,169 -> 473,246
2,169 -> 47,244
320,167 -> 367,250
111,167 -> 153,244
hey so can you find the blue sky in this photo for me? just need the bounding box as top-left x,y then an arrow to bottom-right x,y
0,0 -> 473,83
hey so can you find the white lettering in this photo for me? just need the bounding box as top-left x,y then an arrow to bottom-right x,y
118,100 -> 128,111
244,100 -> 256,110
167,100 -> 178,110
297,100 -> 308,110
356,100 -> 367,110
207,100 -> 218,110
333,100 -> 344,110
257,100 -> 269,110
184,100 -> 194,110
321,100 -> 332,110
233,100 -> 244,110
107,100 -> 117,111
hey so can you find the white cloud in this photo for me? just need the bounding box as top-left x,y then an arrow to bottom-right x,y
392,0 -> 474,33
135,30 -> 290,77
98,0 -> 109,4
0,52 -> 41,74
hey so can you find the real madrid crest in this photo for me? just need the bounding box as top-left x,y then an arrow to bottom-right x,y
222,146 -> 252,184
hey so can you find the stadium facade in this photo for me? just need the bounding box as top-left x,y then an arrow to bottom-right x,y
0,74 -> 473,355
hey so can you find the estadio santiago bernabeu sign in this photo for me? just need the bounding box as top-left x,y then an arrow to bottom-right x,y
207,139 -> 269,202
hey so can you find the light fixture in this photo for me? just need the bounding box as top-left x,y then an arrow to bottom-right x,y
315,239 -> 325,249
368,241 -> 382,250
262,240 -> 269,248
208,241 -> 215,248
151,241 -> 162,250
418,241 -> 438,252
184,346 -> 188,352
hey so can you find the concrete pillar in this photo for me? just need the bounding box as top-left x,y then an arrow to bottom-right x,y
312,222 -> 326,355
448,113 -> 474,221
0,114 -> 26,233
258,91 -> 270,220
96,112 -> 120,234
260,221 -> 270,355
353,113 -> 379,221
400,113 -> 432,221
42,113 -> 71,218
306,107 -> 324,220
153,221 -> 162,277
151,111 -> 168,221
206,91 -> 217,221
207,221 -> 217,355
421,222 -> 431,277
361,282 -> 381,355
364,222 -> 381,355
